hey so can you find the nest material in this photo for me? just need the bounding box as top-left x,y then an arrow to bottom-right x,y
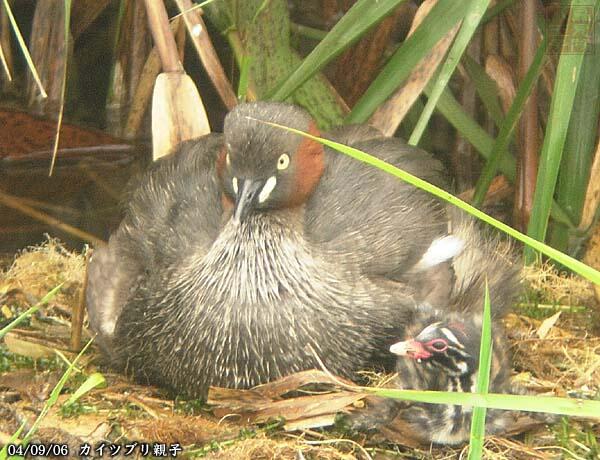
0,240 -> 598,459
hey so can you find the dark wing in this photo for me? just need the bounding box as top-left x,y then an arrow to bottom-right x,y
86,134 -> 224,349
306,130 -> 450,280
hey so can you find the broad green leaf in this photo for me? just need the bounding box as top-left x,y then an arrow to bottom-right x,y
237,55 -> 251,101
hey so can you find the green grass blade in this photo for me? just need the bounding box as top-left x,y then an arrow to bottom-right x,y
366,387 -> 600,418
0,284 -> 63,339
1,0 -> 47,98
468,283 -> 492,460
263,121 -> 600,284
22,338 -> 95,444
269,0 -> 407,101
64,372 -> 106,406
347,0 -> 470,123
526,0 -> 594,261
409,0 -> 492,146
472,37 -> 547,206
0,420 -> 26,460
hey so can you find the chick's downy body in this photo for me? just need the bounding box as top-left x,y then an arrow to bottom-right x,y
349,215 -> 522,445
87,102 -> 450,397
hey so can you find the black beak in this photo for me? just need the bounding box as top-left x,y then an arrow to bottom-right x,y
233,179 -> 264,223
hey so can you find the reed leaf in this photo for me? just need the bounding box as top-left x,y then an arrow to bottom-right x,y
435,87 -> 515,178
409,0 -> 492,145
526,0 -> 595,261
347,0 -> 469,123
268,0 -> 407,101
263,121 -> 600,284
434,87 -> 574,228
468,283 -> 492,459
472,36 -> 547,206
462,55 -> 504,127
551,20 -> 600,252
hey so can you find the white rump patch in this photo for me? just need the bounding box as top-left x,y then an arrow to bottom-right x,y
414,235 -> 465,271
259,176 -> 277,203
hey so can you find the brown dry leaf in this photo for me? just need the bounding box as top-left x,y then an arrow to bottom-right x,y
3,329 -> 74,360
0,369 -> 61,402
253,369 -> 351,399
485,54 -> 516,114
536,311 -> 561,339
209,370 -> 366,426
3,332 -> 56,359
211,390 -> 365,426
583,218 -> 600,305
579,137 -> 600,232
10,395 -> 112,444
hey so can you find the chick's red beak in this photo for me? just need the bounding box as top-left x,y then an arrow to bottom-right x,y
390,339 -> 432,360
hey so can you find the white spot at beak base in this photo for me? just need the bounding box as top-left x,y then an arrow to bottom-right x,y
259,176 -> 277,203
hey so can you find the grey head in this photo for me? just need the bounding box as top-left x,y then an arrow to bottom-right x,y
220,102 -> 325,222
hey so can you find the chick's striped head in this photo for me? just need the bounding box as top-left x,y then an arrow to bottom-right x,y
391,309 -> 481,377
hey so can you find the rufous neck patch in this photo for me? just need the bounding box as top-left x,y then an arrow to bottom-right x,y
288,121 -> 325,207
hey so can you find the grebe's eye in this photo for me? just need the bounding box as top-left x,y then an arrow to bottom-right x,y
277,153 -> 290,170
428,339 -> 448,352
